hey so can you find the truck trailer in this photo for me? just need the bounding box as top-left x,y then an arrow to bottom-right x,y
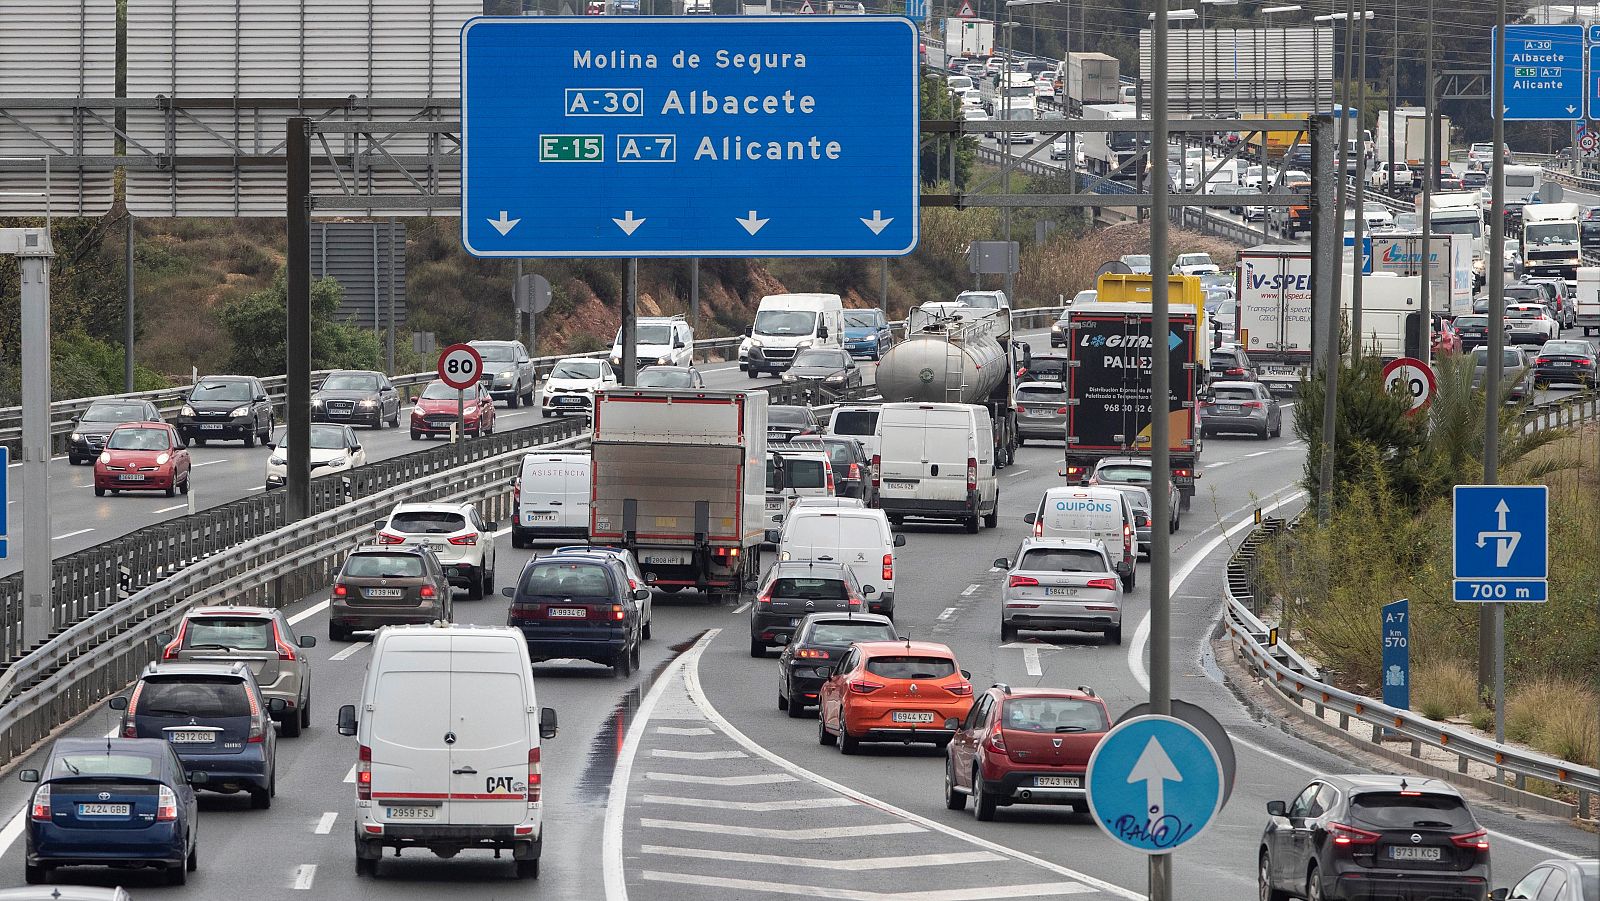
1235,245 -> 1313,393
943,17 -> 994,57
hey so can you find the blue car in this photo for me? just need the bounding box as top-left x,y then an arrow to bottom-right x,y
843,309 -> 893,360
20,737 -> 200,885
502,553 -> 647,675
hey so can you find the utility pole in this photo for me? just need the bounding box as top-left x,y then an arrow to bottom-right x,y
5,227 -> 55,650
1350,0 -> 1368,360
1418,0 -> 1433,363
622,259 -> 638,385
1313,115 -> 1341,523
285,117 -> 313,523
1482,0 -> 1507,731
1148,0 -> 1173,896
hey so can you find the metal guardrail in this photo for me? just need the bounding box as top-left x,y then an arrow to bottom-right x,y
1223,516 -> 1600,816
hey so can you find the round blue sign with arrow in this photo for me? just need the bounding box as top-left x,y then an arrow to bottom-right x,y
1085,714 -> 1224,854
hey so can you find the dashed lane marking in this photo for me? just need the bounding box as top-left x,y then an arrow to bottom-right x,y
641,846 -> 1003,870
330,642 -> 368,662
51,528 -> 94,541
154,503 -> 189,513
960,584 -> 979,597
314,812 -> 338,835
291,864 -> 317,890
642,872 -> 1096,900
937,607 -> 956,621
1022,646 -> 1042,677
644,772 -> 797,787
191,460 -> 225,467
733,602 -> 752,614
1208,461 -> 1233,468
287,600 -> 330,626
655,726 -> 715,736
1005,469 -> 1029,477
343,764 -> 357,784
639,795 -> 853,812
1244,450 -> 1272,458
640,819 -> 923,840
649,749 -> 747,760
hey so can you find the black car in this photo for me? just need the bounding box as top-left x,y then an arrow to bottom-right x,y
1532,339 -> 1597,388
1210,344 -> 1260,381
781,348 -> 863,392
176,376 -> 274,447
470,340 -> 537,408
785,436 -> 873,501
776,613 -> 897,717
112,662 -> 283,809
502,553 -> 648,676
1582,209 -> 1600,250
767,405 -> 819,443
1019,354 -> 1068,384
749,561 -> 865,657
68,399 -> 163,465
1260,775 -> 1490,901
311,370 -> 400,429
1454,315 -> 1492,350
634,366 -> 705,388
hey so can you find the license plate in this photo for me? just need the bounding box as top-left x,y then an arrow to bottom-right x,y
1044,586 -> 1080,597
1218,405 -> 1241,414
1552,361 -> 1571,367
199,423 -> 224,430
766,498 -> 783,511
118,474 -> 146,481
549,607 -> 586,618
1027,409 -> 1055,418
364,588 -> 403,599
644,552 -> 689,565
531,512 -> 559,522
385,807 -> 438,820
557,397 -> 582,405
168,731 -> 214,743
892,711 -> 936,724
77,803 -> 130,816
1034,776 -> 1081,788
885,480 -> 916,490
1389,846 -> 1441,862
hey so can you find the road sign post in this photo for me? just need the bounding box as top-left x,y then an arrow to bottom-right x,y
1381,356 -> 1436,416
1495,24 -> 1583,121
1453,485 -> 1548,602
461,17 -> 920,258
439,343 -> 484,444
1381,598 -> 1410,722
0,446 -> 7,559
1085,715 -> 1226,854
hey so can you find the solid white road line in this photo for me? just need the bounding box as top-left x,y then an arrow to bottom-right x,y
190,460 -> 225,467
154,503 -> 189,513
1021,646 -> 1042,677
654,726 -> 715,737
1005,469 -> 1029,477
640,819 -> 923,840
644,772 -> 796,786
314,812 -> 338,835
291,863 -> 317,890
641,846 -> 1002,870
51,528 -> 94,541
1208,461 -> 1233,468
0,810 -> 24,862
287,599 -> 330,626
641,872 -> 1096,900
649,749 -> 747,760
638,795 -> 853,812
1244,450 -> 1272,458
329,642 -> 367,662
937,607 -> 956,621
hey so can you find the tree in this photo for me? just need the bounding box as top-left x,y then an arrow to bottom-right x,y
1294,347 -> 1427,510
217,271 -> 381,375
920,75 -> 975,188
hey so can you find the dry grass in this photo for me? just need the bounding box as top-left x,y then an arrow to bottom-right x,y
1413,659 -> 1480,721
1505,677 -> 1599,767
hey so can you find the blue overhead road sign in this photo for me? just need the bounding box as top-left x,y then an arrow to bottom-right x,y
905,0 -> 928,21
461,17 -> 921,257
1343,235 -> 1373,274
1085,715 -> 1224,854
1496,25 -> 1583,121
1453,485 -> 1548,602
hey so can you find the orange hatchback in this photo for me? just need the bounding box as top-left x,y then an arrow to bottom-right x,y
816,640 -> 973,754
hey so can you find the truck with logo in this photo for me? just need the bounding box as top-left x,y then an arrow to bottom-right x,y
1235,245 -> 1312,394
1060,289 -> 1205,511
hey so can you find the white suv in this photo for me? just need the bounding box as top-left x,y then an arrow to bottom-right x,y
610,316 -> 693,370
377,502 -> 499,599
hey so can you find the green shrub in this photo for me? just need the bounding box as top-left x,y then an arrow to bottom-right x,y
1413,659 -> 1479,721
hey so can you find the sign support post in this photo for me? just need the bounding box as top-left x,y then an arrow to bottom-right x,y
2,228 -> 54,649
437,343 -> 484,445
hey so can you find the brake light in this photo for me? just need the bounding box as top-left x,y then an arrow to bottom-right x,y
1056,407 -> 1069,414
1329,822 -> 1381,845
1086,577 -> 1119,590
273,621 -> 297,662
512,477 -> 521,507
156,785 -> 178,821
1536,357 -> 1551,365
1065,465 -> 1086,480
986,721 -> 1007,752
967,457 -> 977,493
882,553 -> 894,581
825,465 -> 835,495
756,588 -> 772,609
160,622 -> 187,661
449,533 -> 479,546
1009,575 -> 1039,588
527,747 -> 542,804
609,604 -> 626,621
1124,522 -> 1133,555
1174,468 -> 1192,478
1242,401 -> 1263,410
333,583 -> 348,597
948,683 -> 973,697
847,595 -> 862,609
357,744 -> 372,801
870,454 -> 881,491
122,683 -> 144,737
246,688 -> 265,743
1033,517 -> 1043,538
1450,829 -> 1489,851
1225,367 -> 1246,376
797,649 -> 830,659
30,785 -> 51,821
377,531 -> 404,545
847,463 -> 861,481
420,585 -> 436,598
848,680 -> 883,694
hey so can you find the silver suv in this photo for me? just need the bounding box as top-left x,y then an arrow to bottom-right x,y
994,538 -> 1124,644
159,606 -> 316,737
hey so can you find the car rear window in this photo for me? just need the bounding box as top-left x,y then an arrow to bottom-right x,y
138,676 -> 253,718
865,655 -> 956,679
786,459 -> 828,489
831,410 -> 878,436
1002,698 -> 1109,733
773,577 -> 849,600
807,621 -> 897,644
1018,548 -> 1110,573
1095,465 -> 1150,484
1546,342 -> 1590,355
770,408 -> 813,427
344,554 -> 426,578
1212,387 -> 1258,401
52,754 -> 157,778
1456,316 -> 1488,327
389,511 -> 467,534
184,617 -> 274,651
1348,792 -> 1476,831
1017,386 -> 1066,402
519,562 -> 613,599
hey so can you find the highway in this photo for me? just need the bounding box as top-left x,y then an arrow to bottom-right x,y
0,411 -> 1591,899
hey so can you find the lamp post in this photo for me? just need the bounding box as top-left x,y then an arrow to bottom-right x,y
1151,9 -> 1199,194
1262,5 -> 1301,115
998,15 -> 1021,300
1199,0 -> 1236,115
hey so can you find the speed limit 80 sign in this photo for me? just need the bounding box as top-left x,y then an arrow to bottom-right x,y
1382,356 -> 1436,417
438,343 -> 484,390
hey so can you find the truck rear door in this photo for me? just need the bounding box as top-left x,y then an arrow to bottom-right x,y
368,641 -> 453,825
446,633 -> 532,827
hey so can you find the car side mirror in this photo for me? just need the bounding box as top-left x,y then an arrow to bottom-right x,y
501,586 -> 516,599
893,534 -> 906,548
1489,890 -> 1509,901
818,326 -> 830,339
633,589 -> 651,602
993,557 -> 1011,570
372,519 -> 385,531
1116,561 -> 1132,576
510,477 -> 520,489
188,772 -> 209,786
1022,512 -> 1037,525
109,696 -> 129,711
765,529 -> 781,544
539,707 -> 559,740
960,669 -> 971,680
337,704 -> 358,736
298,635 -> 316,649
267,697 -> 288,714
256,394 -> 269,403
19,769 -> 40,783
1266,800 -> 1287,817
486,521 -> 499,532
862,585 -> 876,595
745,326 -> 754,337
352,443 -> 362,452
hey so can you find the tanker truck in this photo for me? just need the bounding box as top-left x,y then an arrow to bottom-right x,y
873,305 -> 1024,467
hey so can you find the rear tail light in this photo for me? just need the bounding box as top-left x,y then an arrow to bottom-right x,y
527,747 -> 542,804
160,622 -> 187,661
1056,407 -> 1069,414
797,649 -> 829,659
1450,829 -> 1489,851
882,553 -> 894,581
122,683 -> 144,737
1225,367 -> 1246,376
870,454 -> 881,491
1536,357 -> 1551,365
377,531 -> 404,545
156,785 -> 178,821
847,463 -> 861,481
847,595 -> 862,609
825,466 -> 835,495
1033,518 -> 1043,538
986,722 -> 1007,752
967,457 -> 977,493
512,478 -> 521,507
333,584 -> 348,597
756,589 -> 772,609
448,533 -> 479,546
1242,401 -> 1263,410
1174,468 -> 1192,479
1008,575 -> 1039,588
508,605 -> 538,624
1065,465 -> 1086,481
609,604 -> 626,621
1124,522 -> 1133,555
948,683 -> 973,697
1086,577 -> 1119,590
357,745 -> 373,801
848,680 -> 884,695
1328,822 -> 1381,846
420,585 -> 436,599
274,628 -> 297,662
247,688 -> 265,743
30,785 -> 51,821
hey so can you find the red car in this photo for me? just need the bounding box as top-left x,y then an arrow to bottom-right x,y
944,684 -> 1111,821
1432,315 -> 1463,356
409,379 -> 496,440
817,640 -> 972,753
93,423 -> 191,497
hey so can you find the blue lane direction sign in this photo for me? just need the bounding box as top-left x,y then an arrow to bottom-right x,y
461,17 -> 921,257
1085,715 -> 1224,854
1452,485 -> 1548,603
1496,25 -> 1583,121
1381,599 -> 1409,714
1343,235 -> 1373,274
905,0 -> 928,22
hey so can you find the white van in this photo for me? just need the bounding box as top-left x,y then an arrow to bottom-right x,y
609,315 -> 693,370
511,452 -> 590,548
337,623 -> 559,879
774,507 -> 906,619
827,404 -> 882,460
743,293 -> 845,376
1024,485 -> 1136,589
872,402 -> 999,534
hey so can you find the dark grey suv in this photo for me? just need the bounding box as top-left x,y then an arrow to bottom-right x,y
470,340 -> 537,408
177,376 -> 274,447
312,370 -> 400,429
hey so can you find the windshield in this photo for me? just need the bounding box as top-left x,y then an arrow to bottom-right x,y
183,617 -> 273,651
1473,348 -> 1523,367
1348,793 -> 1475,831
1124,255 -> 1150,267
472,344 -> 516,363
844,310 -> 879,327
343,553 -> 426,578
107,428 -> 171,451
754,309 -> 817,337
1178,254 -> 1210,266
1545,341 -> 1590,355
389,510 -> 467,534
621,325 -> 673,345
1455,316 -> 1487,327
1503,287 -> 1544,303
1430,218 -> 1482,237
1507,307 -> 1540,319
831,409 -> 877,436
635,369 -> 694,388
785,459 -> 827,489
1109,130 -> 1139,150
83,402 -> 149,423
793,350 -> 847,368
1017,385 -> 1067,402
807,621 -> 897,644
303,425 -> 349,450
865,655 -> 956,679
773,576 -> 849,600
1001,698 -> 1109,733
421,380 -> 473,399
956,292 -> 1003,309
551,360 -> 604,379
191,381 -> 252,403
1525,223 -> 1578,245
139,676 -> 252,718
52,754 -> 157,778
322,373 -> 379,391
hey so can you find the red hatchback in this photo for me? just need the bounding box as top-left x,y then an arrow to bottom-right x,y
409,380 -> 496,440
94,423 -> 191,497
944,684 -> 1111,821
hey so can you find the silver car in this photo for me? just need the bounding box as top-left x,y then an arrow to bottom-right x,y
1014,381 -> 1067,443
163,605 -> 316,736
1087,456 -> 1181,533
1105,484 -> 1154,557
994,538 -> 1124,644
1198,379 -> 1282,439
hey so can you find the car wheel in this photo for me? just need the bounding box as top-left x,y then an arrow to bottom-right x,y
180,473 -> 190,495
1108,625 -> 1123,645
838,719 -> 859,755
944,757 -> 967,810
1305,864 -> 1323,901
94,485 -> 106,497
614,648 -> 633,677
250,783 -> 271,809
243,429 -> 256,448
630,640 -> 641,671
786,682 -> 807,719
777,689 -> 788,711
280,705 -> 303,738
356,856 -> 377,877
1259,850 -> 1288,901
467,568 -> 485,601
972,768 -> 997,821
165,482 -> 176,498
329,623 -> 351,642
642,615 -> 652,640
818,712 -> 837,746
508,389 -> 520,409
964,515 -> 979,534
301,691 -> 311,728
516,859 -> 540,879
166,861 -> 188,886
1122,570 -> 1135,592
187,838 -> 199,872
23,864 -> 46,885
1270,423 -> 1281,438
983,504 -> 999,529
749,639 -> 766,658
1000,621 -> 1017,641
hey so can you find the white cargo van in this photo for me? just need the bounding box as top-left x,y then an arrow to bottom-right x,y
827,404 -> 882,459
1577,267 -> 1600,335
511,452 -> 590,548
1023,485 -> 1136,589
872,402 -> 1000,534
337,624 -> 559,879
743,293 -> 845,376
773,507 -> 906,618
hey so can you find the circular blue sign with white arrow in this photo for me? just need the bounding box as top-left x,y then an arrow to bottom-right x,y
1085,714 -> 1224,855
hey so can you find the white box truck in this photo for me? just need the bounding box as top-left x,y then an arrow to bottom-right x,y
1235,245 -> 1313,392
1341,273 -> 1423,361
589,389 -> 768,600
943,17 -> 994,57
1577,267 -> 1600,335
1421,191 -> 1486,287
1082,103 -> 1140,179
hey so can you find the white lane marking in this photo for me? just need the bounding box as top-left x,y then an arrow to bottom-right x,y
937,607 -> 956,621
1022,646 -> 1042,677
655,726 -> 715,736
641,846 -> 1002,870
343,764 -> 357,784
642,872 -> 1096,899
1208,461 -> 1233,468
1244,450 -> 1272,458
1280,403 -> 1295,410
685,633 -> 1141,900
288,599 -> 330,626
0,809 -> 24,861
314,812 -> 338,835
640,819 -> 923,840
1127,487 -> 1306,692
1006,468 -> 1030,477
154,503 -> 189,513
639,795 -> 853,812
733,602 -> 752,614
191,460 -> 225,467
52,528 -> 94,541
291,864 -> 317,890
649,749 -> 747,760
330,642 -> 368,662
960,584 -> 979,597
643,771 -> 796,786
